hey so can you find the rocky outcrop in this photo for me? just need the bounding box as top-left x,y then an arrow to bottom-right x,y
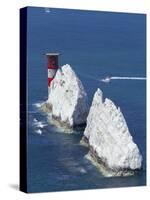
42,64 -> 89,129
81,88 -> 142,176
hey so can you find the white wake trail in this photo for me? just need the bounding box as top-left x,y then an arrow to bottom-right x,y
78,72 -> 146,82
111,76 -> 146,80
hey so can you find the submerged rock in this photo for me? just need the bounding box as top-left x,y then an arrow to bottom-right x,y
42,64 -> 89,129
81,88 -> 142,176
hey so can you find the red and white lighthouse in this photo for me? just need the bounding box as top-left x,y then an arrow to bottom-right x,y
46,53 -> 60,89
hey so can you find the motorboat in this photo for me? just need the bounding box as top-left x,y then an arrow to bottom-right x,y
101,76 -> 111,83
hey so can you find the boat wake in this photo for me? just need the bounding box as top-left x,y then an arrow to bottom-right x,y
78,72 -> 146,83
111,76 -> 146,80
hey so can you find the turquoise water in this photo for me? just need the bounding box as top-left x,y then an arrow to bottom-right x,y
27,7 -> 146,193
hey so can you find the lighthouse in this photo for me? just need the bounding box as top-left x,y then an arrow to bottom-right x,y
46,53 -> 60,92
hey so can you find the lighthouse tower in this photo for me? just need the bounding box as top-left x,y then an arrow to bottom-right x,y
46,53 -> 60,93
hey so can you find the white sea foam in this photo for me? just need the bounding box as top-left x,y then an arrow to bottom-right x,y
60,158 -> 87,174
33,119 -> 47,128
45,8 -> 51,13
35,129 -> 42,135
33,102 -> 44,108
78,167 -> 87,174
33,118 -> 38,122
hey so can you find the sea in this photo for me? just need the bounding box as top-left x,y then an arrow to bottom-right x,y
26,7 -> 146,193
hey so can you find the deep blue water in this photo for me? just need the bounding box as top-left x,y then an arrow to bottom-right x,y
27,7 -> 146,193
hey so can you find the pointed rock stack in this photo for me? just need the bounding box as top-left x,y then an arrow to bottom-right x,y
81,88 -> 142,176
42,64 -> 89,129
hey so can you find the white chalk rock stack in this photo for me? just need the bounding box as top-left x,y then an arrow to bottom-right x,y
44,64 -> 89,128
82,88 -> 142,176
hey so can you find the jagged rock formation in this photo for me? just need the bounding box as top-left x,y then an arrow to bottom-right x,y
42,64 -> 89,129
81,88 -> 142,176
